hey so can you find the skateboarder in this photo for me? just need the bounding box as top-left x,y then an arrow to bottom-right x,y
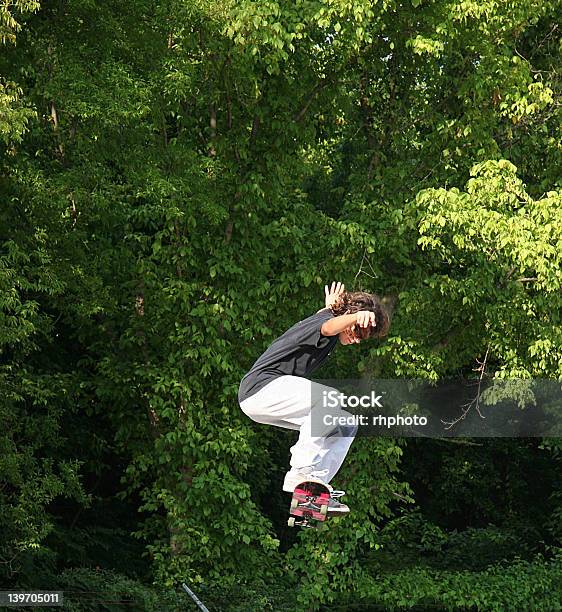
238,282 -> 390,513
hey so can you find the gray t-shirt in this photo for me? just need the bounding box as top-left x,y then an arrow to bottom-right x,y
238,309 -> 337,403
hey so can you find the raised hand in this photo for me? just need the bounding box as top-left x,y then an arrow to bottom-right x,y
324,281 -> 345,309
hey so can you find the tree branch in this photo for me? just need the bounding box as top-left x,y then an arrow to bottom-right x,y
442,345 -> 490,430
293,77 -> 332,122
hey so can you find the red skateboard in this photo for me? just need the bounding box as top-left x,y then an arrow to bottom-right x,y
287,481 -> 331,529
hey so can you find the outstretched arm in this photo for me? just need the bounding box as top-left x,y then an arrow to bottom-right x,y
321,310 -> 376,337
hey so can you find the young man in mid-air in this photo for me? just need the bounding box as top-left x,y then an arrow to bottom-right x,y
238,282 -> 390,513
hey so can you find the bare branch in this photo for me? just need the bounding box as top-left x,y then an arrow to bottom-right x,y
354,248 -> 379,285
391,491 -> 410,503
442,344 -> 490,430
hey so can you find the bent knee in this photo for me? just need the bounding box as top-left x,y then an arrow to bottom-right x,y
240,401 -> 266,424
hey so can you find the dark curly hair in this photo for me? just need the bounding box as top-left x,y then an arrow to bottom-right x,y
329,291 -> 390,339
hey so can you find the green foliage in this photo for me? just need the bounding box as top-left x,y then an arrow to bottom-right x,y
360,551 -> 562,611
0,0 -> 39,45
0,0 -> 39,143
55,568 -> 186,611
408,160 -> 562,379
0,182 -> 90,582
55,570 -> 298,612
0,0 -> 561,609
0,81 -> 36,144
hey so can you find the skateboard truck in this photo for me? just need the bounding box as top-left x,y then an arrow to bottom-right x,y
288,516 -> 325,529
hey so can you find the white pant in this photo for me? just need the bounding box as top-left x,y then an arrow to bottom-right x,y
239,375 -> 357,485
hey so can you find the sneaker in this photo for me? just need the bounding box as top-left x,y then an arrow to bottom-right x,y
326,497 -> 350,514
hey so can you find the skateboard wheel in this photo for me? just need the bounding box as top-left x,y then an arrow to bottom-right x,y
319,504 -> 328,517
290,498 -> 299,511
288,517 -> 296,527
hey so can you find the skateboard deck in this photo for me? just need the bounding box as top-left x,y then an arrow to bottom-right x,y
287,481 -> 332,529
